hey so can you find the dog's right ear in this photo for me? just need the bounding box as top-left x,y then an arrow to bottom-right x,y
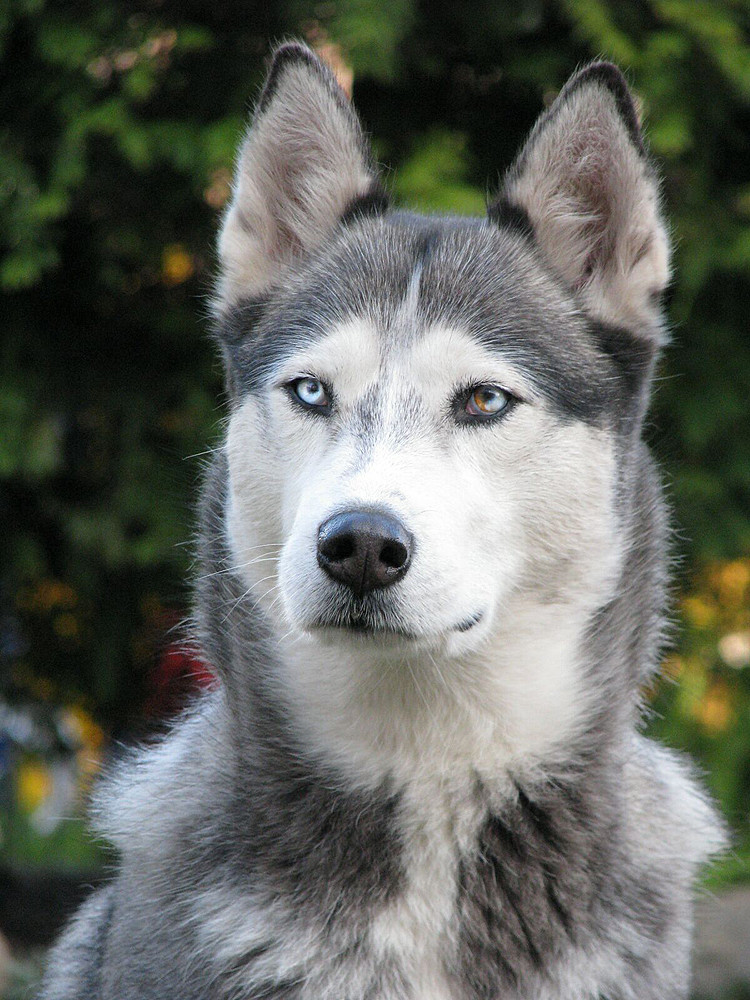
492,63 -> 670,338
215,42 -> 385,312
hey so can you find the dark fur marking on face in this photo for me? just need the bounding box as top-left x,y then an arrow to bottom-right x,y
216,298 -> 268,349
592,321 -> 656,399
340,184 -> 390,226
414,227 -> 441,266
214,298 -> 272,399
349,386 -> 380,447
470,328 -> 610,424
220,299 -> 321,397
400,220 -> 621,425
486,197 -> 535,240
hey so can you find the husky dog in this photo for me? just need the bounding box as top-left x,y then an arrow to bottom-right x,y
40,43 -> 724,1000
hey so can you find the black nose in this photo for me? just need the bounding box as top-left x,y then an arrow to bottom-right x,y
317,509 -> 413,596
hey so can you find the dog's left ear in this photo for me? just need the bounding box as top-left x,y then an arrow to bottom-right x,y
216,42 -> 384,311
492,63 -> 670,337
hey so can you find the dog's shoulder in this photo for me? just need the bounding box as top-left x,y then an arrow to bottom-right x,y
37,885 -> 115,1000
622,733 -> 727,874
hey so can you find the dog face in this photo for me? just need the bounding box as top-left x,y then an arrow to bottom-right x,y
214,45 -> 669,668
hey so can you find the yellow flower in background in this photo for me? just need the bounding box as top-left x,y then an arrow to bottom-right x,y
17,760 -> 52,812
682,595 -> 717,629
161,244 -> 194,285
715,559 -> 750,607
63,704 -> 104,753
693,679 -> 734,734
62,705 -> 105,792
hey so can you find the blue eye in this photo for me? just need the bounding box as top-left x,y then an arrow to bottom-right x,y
289,376 -> 330,410
464,385 -> 510,418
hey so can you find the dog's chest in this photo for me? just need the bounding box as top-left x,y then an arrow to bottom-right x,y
368,783 -> 475,1000
367,777 -> 611,1000
207,773 -> 628,1000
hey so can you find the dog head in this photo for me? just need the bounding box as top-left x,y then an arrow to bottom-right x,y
212,44 -> 668,670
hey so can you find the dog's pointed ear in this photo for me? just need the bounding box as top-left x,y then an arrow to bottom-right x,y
492,63 -> 670,337
216,42 -> 386,310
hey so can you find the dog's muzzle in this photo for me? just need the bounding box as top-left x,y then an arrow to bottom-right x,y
317,508 -> 413,597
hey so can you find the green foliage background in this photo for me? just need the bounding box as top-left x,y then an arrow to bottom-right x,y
1,0 -> 750,878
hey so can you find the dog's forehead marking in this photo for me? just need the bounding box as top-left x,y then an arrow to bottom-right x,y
397,263 -> 424,332
225,215 -> 621,424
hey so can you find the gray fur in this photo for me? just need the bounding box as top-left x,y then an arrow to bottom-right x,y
39,44 -> 724,1000
222,216 -> 621,422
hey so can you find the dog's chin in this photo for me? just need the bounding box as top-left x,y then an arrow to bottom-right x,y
310,625 -> 418,652
301,608 -> 487,651
307,614 -> 418,645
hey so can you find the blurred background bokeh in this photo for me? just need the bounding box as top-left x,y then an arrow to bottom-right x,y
1,1 -> 749,996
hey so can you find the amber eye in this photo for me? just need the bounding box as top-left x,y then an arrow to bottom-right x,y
465,385 -> 510,418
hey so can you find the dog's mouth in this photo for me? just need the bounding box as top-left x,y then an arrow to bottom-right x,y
345,616 -> 417,639
310,608 -> 484,640
312,611 -> 417,640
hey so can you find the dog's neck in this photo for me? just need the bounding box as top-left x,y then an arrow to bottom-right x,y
268,593 -> 608,792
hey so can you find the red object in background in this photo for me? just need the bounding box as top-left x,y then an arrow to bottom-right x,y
144,629 -> 216,719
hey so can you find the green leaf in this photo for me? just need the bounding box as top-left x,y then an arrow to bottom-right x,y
394,130 -> 486,215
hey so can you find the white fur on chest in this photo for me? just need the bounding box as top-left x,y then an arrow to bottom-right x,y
368,781 -> 480,1000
